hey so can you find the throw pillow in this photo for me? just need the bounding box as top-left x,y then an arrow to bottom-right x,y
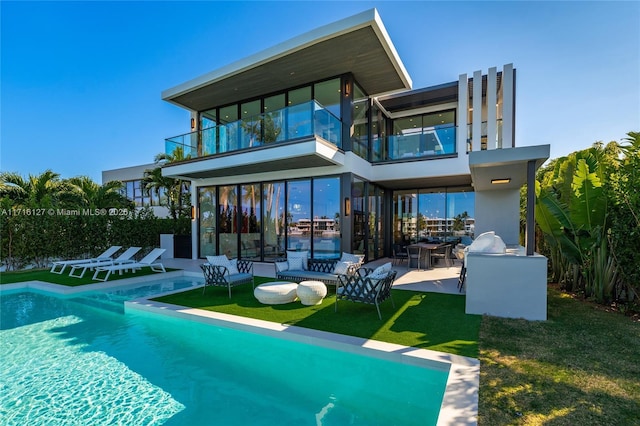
274,261 -> 289,273
370,262 -> 392,276
333,260 -> 352,275
228,258 -> 240,275
287,256 -> 305,271
340,252 -> 363,265
207,254 -> 238,275
287,250 -> 309,270
206,255 -> 232,275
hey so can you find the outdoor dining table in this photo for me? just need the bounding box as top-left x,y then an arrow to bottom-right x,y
407,243 -> 446,269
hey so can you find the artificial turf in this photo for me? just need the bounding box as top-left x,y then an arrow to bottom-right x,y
153,276 -> 481,358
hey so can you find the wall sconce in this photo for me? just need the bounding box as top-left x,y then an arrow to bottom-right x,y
491,178 -> 511,185
190,117 -> 196,130
344,81 -> 350,96
344,197 -> 351,217
191,206 -> 196,221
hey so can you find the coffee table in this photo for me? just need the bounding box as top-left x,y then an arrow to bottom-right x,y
254,281 -> 298,305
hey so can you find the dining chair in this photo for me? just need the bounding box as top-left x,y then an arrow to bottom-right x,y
407,246 -> 421,270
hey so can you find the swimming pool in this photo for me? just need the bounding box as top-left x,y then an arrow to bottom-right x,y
0,276 -> 469,425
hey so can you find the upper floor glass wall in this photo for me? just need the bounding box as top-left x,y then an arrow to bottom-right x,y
167,77 -> 345,160
388,110 -> 456,160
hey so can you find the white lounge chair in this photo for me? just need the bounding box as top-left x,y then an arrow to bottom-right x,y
69,246 -> 142,278
92,248 -> 166,282
50,246 -> 122,275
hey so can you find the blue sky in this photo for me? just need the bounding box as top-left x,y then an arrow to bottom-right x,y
2,1 -> 638,183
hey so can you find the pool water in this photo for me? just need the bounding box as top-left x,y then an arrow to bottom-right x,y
0,278 -> 449,425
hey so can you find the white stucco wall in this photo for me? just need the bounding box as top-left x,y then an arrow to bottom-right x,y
474,189 -> 520,245
465,250 -> 548,321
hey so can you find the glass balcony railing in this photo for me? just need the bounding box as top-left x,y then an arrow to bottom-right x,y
384,125 -> 457,161
165,100 -> 342,160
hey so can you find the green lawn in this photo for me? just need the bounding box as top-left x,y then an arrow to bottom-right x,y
478,286 -> 640,425
154,276 -> 482,358
0,267 -> 175,286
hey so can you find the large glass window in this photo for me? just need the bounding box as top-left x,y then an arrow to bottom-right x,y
313,177 -> 340,259
393,188 -> 475,245
352,82 -> 369,159
287,87 -> 312,139
314,78 -> 341,118
264,94 -> 286,144
218,185 -> 238,258
199,187 -> 217,257
219,105 -> 239,152
200,109 -> 217,156
287,180 -> 311,252
352,178 -> 366,255
371,103 -> 387,162
388,110 -> 456,160
263,182 -> 285,261
447,189 -> 475,244
240,100 -> 262,149
418,190 -> 446,241
394,191 -> 418,245
240,184 -> 261,260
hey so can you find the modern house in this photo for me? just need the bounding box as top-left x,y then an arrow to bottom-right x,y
161,8 -> 539,262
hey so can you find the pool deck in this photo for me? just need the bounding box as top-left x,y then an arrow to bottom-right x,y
161,256 -> 465,295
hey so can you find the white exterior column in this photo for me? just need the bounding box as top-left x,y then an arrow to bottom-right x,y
502,63 -> 514,148
472,70 -> 482,151
487,67 -> 497,150
457,73 -> 468,153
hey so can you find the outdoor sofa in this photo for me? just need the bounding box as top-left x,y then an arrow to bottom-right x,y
274,251 -> 364,287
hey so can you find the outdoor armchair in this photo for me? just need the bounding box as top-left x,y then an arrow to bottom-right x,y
201,256 -> 254,298
335,267 -> 397,319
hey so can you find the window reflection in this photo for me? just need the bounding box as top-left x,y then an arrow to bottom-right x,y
313,177 -> 340,259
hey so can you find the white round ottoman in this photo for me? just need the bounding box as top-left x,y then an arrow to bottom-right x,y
297,280 -> 328,306
254,281 -> 298,305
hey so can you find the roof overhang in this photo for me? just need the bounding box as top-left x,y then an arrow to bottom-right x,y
469,145 -> 550,191
162,8 -> 412,111
161,138 -> 344,180
376,82 -> 458,114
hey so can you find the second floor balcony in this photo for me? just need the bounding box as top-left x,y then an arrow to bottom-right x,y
165,100 -> 342,161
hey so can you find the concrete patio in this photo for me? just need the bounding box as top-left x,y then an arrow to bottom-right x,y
161,257 -> 464,295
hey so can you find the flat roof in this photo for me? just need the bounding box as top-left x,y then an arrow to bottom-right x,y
162,9 -> 412,111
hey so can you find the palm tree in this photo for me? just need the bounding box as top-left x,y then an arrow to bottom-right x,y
0,169 -> 70,207
66,176 -> 132,209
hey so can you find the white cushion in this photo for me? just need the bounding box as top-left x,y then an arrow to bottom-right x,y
370,262 -> 392,276
340,252 -> 363,265
228,258 -> 240,275
287,257 -> 305,271
206,255 -> 232,275
287,251 -> 309,270
275,261 -> 289,273
333,261 -> 352,275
